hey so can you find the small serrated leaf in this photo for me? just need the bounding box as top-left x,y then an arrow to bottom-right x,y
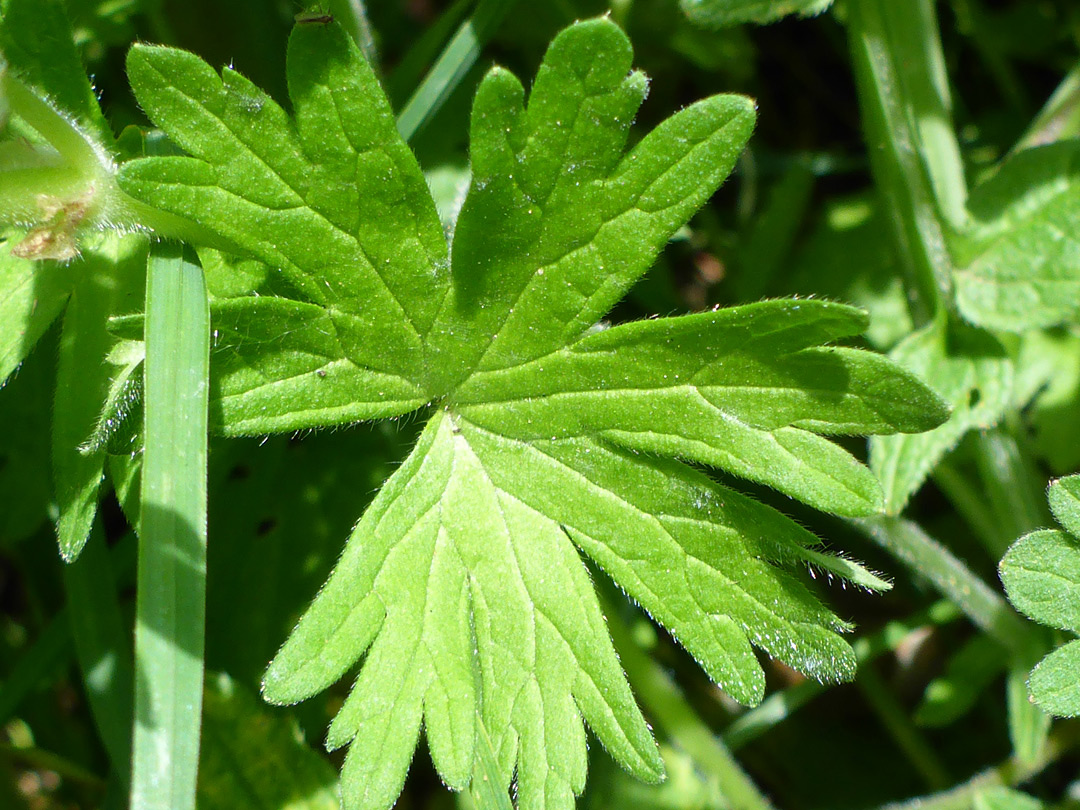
1027,640 -> 1080,718
871,315 -> 1011,514
1000,473 -> 1080,718
1000,528 -> 1080,633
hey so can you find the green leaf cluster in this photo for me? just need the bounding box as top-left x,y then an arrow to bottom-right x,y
111,15 -> 945,810
1000,475 -> 1080,717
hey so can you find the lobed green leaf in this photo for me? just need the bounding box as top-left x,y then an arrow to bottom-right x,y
265,412 -> 662,810
119,22 -> 448,384
121,16 -> 953,809
428,18 -> 756,390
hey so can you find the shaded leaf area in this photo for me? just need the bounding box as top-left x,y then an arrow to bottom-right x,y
582,744 -> 728,810
871,316 -> 1012,514
1027,330 -> 1080,474
0,323 -> 54,545
0,239 -> 72,384
198,673 -> 339,810
119,16 -> 947,810
205,423 -> 406,688
955,141 -> 1080,332
781,196 -> 913,351
1000,475 -> 1080,717
0,0 -> 109,139
53,234 -> 147,561
914,634 -> 1008,727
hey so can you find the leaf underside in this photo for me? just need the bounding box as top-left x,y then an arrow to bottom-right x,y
120,17 -> 947,810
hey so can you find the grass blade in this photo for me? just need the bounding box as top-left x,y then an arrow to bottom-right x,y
131,244 -> 209,810
469,715 -> 514,810
847,0 -> 965,320
395,0 -> 519,142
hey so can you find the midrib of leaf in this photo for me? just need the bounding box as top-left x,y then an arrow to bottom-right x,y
467,453 -> 648,765
458,377 -> 906,419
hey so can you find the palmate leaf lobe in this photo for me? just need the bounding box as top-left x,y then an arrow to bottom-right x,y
118,16 -> 948,810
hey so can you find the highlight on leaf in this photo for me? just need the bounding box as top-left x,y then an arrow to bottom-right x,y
117,14 -> 949,810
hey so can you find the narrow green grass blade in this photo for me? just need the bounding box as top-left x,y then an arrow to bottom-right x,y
325,0 -> 378,67
62,521 -> 134,781
132,244 -> 209,810
395,0 -> 519,142
470,716 -> 514,810
386,0 -> 471,104
847,0 -> 964,320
